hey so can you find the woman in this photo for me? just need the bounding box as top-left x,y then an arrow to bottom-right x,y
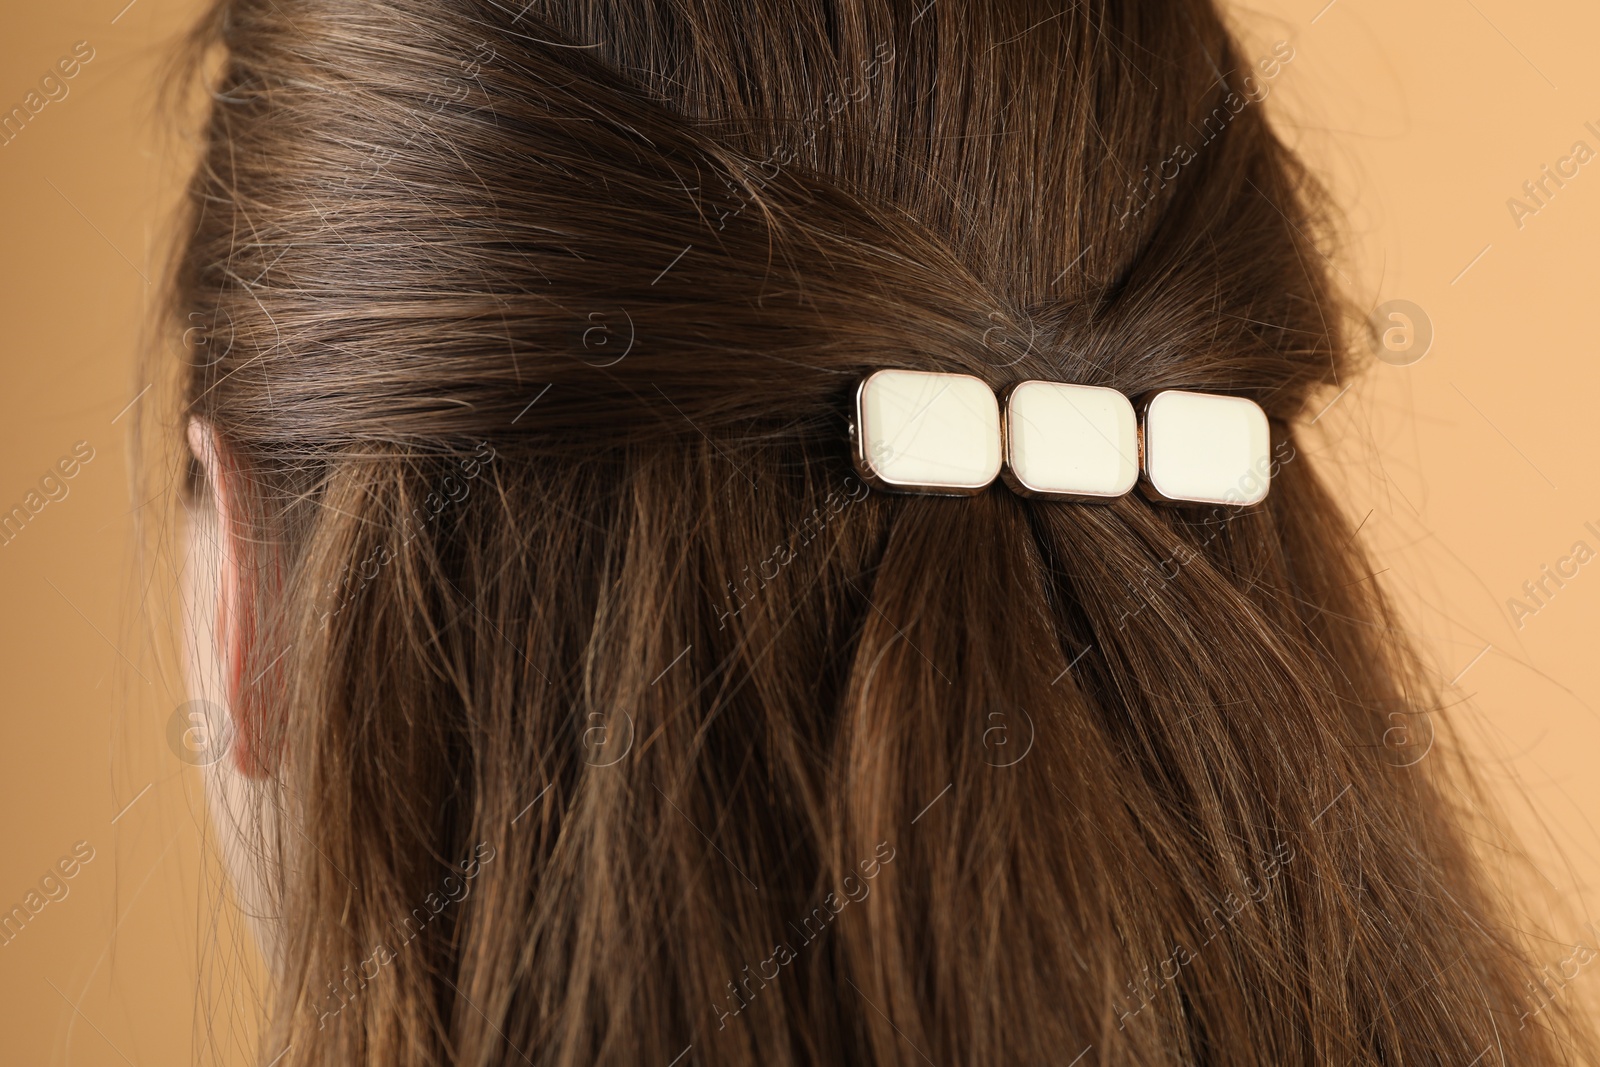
159,0 -> 1594,1062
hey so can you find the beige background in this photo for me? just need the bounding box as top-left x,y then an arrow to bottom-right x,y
1,0 -> 1596,1061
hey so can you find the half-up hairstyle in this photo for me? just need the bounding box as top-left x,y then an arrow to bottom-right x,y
161,0 -> 1595,1063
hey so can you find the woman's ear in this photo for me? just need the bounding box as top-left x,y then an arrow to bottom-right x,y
186,417 -> 271,778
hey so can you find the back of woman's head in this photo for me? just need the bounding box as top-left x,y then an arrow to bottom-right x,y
164,0 -> 1592,1063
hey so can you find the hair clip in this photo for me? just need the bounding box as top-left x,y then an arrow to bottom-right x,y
851,369 -> 1002,495
849,373 -> 1273,507
1000,380 -> 1139,501
1136,389 -> 1271,506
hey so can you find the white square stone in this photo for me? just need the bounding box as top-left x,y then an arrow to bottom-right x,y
1002,381 -> 1139,500
853,369 -> 1002,494
1140,390 -> 1271,505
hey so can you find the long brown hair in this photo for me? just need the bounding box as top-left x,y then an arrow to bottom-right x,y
158,0 -> 1594,1063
